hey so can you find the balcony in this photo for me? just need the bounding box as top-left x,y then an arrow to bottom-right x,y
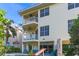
23,16 -> 38,25
23,34 -> 38,42
23,16 -> 38,32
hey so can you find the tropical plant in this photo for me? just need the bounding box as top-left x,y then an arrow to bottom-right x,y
68,17 -> 79,55
0,9 -> 16,44
6,46 -> 21,53
0,9 -> 17,55
28,50 -> 34,56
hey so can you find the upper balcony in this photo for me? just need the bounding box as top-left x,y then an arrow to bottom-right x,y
22,11 -> 38,32
23,16 -> 38,25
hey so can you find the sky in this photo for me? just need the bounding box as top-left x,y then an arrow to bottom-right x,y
0,3 -> 37,24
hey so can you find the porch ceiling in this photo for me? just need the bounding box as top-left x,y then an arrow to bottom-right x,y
23,23 -> 38,32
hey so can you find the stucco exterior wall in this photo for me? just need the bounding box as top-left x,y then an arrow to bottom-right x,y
38,4 -> 69,43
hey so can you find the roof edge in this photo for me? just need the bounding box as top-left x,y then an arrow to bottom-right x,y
19,3 -> 54,16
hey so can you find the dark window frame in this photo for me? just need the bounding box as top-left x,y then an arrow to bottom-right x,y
40,25 -> 49,36
68,3 -> 75,10
68,3 -> 79,10
40,9 -> 45,17
40,7 -> 49,17
75,3 -> 79,8
68,20 -> 73,31
44,8 -> 49,16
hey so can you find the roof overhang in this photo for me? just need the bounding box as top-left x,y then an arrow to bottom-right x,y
19,3 -> 54,16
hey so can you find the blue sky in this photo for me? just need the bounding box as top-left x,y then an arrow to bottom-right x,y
0,3 -> 37,24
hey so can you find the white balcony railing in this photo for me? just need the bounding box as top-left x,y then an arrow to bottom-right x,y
23,34 -> 38,40
23,16 -> 38,25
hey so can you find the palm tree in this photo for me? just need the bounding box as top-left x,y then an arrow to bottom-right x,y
0,9 -> 17,45
4,19 -> 17,44
0,9 -> 18,55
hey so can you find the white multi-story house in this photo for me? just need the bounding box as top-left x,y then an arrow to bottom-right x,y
19,3 -> 79,53
8,23 -> 23,48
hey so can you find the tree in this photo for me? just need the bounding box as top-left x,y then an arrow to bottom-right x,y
4,19 -> 17,44
0,9 -> 17,55
0,9 -> 17,44
69,17 -> 79,55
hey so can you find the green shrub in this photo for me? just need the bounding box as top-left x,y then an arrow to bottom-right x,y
63,44 -> 76,56
63,44 -> 70,55
6,46 -> 21,53
28,50 -> 34,56
0,46 -> 5,56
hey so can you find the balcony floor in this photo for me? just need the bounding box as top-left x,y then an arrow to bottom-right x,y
23,23 -> 38,32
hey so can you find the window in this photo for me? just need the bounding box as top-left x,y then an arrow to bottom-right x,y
40,7 -> 49,17
75,3 -> 79,7
40,9 -> 44,17
40,25 -> 49,36
68,3 -> 74,10
68,3 -> 79,10
40,27 -> 44,36
44,8 -> 49,16
45,26 -> 49,35
68,20 -> 73,31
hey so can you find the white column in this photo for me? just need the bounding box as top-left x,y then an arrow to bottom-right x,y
22,43 -> 24,53
27,44 -> 29,51
54,40 -> 57,50
57,38 -> 62,56
38,41 -> 40,50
